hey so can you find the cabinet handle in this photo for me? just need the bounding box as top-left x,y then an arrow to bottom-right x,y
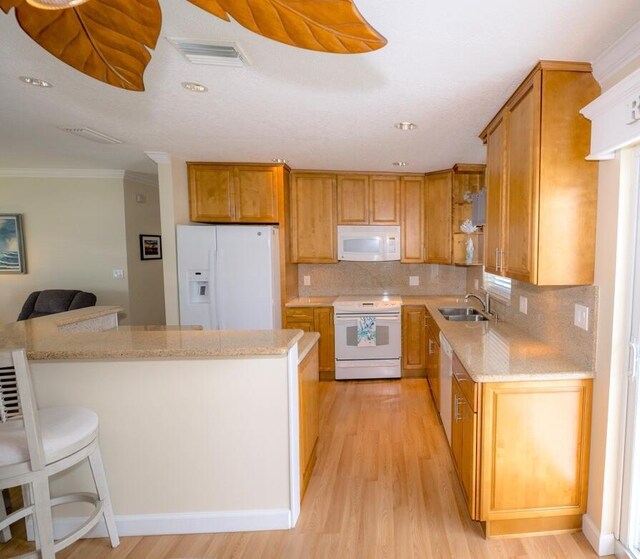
454,396 -> 462,422
428,339 -> 434,354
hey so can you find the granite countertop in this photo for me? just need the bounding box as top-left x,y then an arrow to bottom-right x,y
285,296 -> 337,307
421,296 -> 594,383
298,332 -> 320,363
0,307 -> 303,361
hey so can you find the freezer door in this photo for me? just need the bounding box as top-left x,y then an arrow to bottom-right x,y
215,225 -> 280,329
177,225 -> 217,329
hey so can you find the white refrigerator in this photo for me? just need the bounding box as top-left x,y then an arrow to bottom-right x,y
176,225 -> 281,330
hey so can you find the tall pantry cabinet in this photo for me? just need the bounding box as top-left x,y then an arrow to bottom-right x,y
480,61 -> 600,286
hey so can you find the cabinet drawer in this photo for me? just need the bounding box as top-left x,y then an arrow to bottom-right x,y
285,307 -> 314,322
453,353 -> 478,412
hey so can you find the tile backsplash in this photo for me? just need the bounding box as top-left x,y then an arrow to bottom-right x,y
298,262 -> 467,296
466,267 -> 598,371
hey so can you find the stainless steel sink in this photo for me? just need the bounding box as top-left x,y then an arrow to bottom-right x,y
438,307 -> 488,321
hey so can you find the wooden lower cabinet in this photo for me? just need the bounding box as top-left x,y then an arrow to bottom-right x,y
451,354 -> 592,537
298,342 -> 320,501
425,312 -> 440,411
285,306 -> 335,379
401,306 -> 427,377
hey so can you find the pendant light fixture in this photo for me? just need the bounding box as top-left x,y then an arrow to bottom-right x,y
25,0 -> 89,9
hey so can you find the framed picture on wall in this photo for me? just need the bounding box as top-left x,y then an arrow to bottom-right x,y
140,234 -> 162,260
0,214 -> 26,273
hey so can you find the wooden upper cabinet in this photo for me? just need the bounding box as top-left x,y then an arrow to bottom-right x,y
370,176 -> 400,224
480,61 -> 600,286
235,167 -> 279,223
188,164 -> 235,222
400,176 -> 424,262
484,114 -> 506,276
188,163 -> 282,223
290,173 -> 338,263
424,170 -> 453,264
337,175 -> 369,224
337,174 -> 400,225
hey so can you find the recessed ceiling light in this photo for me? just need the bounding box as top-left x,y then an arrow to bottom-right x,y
395,122 -> 417,131
19,76 -> 52,88
271,158 -> 288,163
181,81 -> 208,93
393,161 -> 409,166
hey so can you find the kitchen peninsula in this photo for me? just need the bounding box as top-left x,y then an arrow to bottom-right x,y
0,307 -> 307,537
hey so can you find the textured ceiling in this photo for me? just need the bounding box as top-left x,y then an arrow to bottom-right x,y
0,0 -> 638,175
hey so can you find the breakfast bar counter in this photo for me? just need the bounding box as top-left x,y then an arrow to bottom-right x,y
0,307 -> 306,538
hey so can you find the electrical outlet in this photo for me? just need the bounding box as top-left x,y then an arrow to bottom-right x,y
474,279 -> 479,290
303,275 -> 311,286
409,276 -> 419,286
574,304 -> 589,331
519,296 -> 528,314
113,269 -> 124,280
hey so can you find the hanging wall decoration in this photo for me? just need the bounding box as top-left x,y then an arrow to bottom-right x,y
0,214 -> 26,273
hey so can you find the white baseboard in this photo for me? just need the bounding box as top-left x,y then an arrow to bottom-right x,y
53,508 -> 292,539
583,513 -> 616,556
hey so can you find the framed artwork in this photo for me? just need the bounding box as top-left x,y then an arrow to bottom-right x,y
0,214 -> 26,273
140,234 -> 162,260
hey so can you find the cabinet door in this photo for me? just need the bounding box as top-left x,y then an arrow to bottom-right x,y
290,174 -> 338,263
299,343 -> 320,500
424,171 -> 453,264
452,376 -> 477,519
480,380 -> 592,527
504,72 -> 541,283
370,176 -> 400,224
313,307 -> 335,374
337,175 -> 369,224
235,167 -> 279,223
188,164 -> 235,222
426,326 -> 440,410
400,176 -> 425,262
402,306 -> 427,375
484,114 -> 507,275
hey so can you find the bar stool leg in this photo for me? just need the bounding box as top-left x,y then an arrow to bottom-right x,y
89,447 -> 120,547
32,478 -> 55,559
0,489 -> 11,542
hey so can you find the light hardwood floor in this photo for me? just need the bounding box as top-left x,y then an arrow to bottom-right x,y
1,379 -> 612,559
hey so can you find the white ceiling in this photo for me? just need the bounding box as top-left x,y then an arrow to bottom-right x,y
0,0 -> 638,176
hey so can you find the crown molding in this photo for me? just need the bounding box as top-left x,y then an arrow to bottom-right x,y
592,21 -> 640,88
145,151 -> 171,165
124,171 -> 159,187
0,168 -> 125,179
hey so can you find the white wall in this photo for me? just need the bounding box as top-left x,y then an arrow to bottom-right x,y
0,175 -> 130,325
123,176 -> 166,325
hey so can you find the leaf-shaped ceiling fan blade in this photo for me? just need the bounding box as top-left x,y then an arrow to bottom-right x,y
186,0 -> 229,21
0,0 -> 23,13
12,0 -> 161,91
193,0 -> 387,54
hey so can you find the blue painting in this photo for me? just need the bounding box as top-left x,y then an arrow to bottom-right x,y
0,214 -> 26,273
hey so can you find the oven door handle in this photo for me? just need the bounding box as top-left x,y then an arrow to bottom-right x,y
334,314 -> 400,323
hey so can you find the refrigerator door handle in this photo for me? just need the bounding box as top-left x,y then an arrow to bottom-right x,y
214,247 -> 223,329
208,248 -> 218,329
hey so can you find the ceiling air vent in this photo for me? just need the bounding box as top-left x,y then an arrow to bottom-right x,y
59,127 -> 123,145
167,38 -> 250,67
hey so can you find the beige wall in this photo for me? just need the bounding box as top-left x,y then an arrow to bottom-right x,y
0,176 -> 129,325
123,177 -> 166,325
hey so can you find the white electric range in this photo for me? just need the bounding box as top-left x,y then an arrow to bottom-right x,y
332,296 -> 403,380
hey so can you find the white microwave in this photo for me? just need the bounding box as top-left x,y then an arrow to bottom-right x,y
337,225 -> 401,261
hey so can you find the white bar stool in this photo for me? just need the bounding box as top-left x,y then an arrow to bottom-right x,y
0,348 -> 119,558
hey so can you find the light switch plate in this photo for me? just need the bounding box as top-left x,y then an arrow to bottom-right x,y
113,269 -> 124,280
519,296 -> 528,314
409,276 -> 419,286
574,304 -> 589,331
303,275 -> 311,286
